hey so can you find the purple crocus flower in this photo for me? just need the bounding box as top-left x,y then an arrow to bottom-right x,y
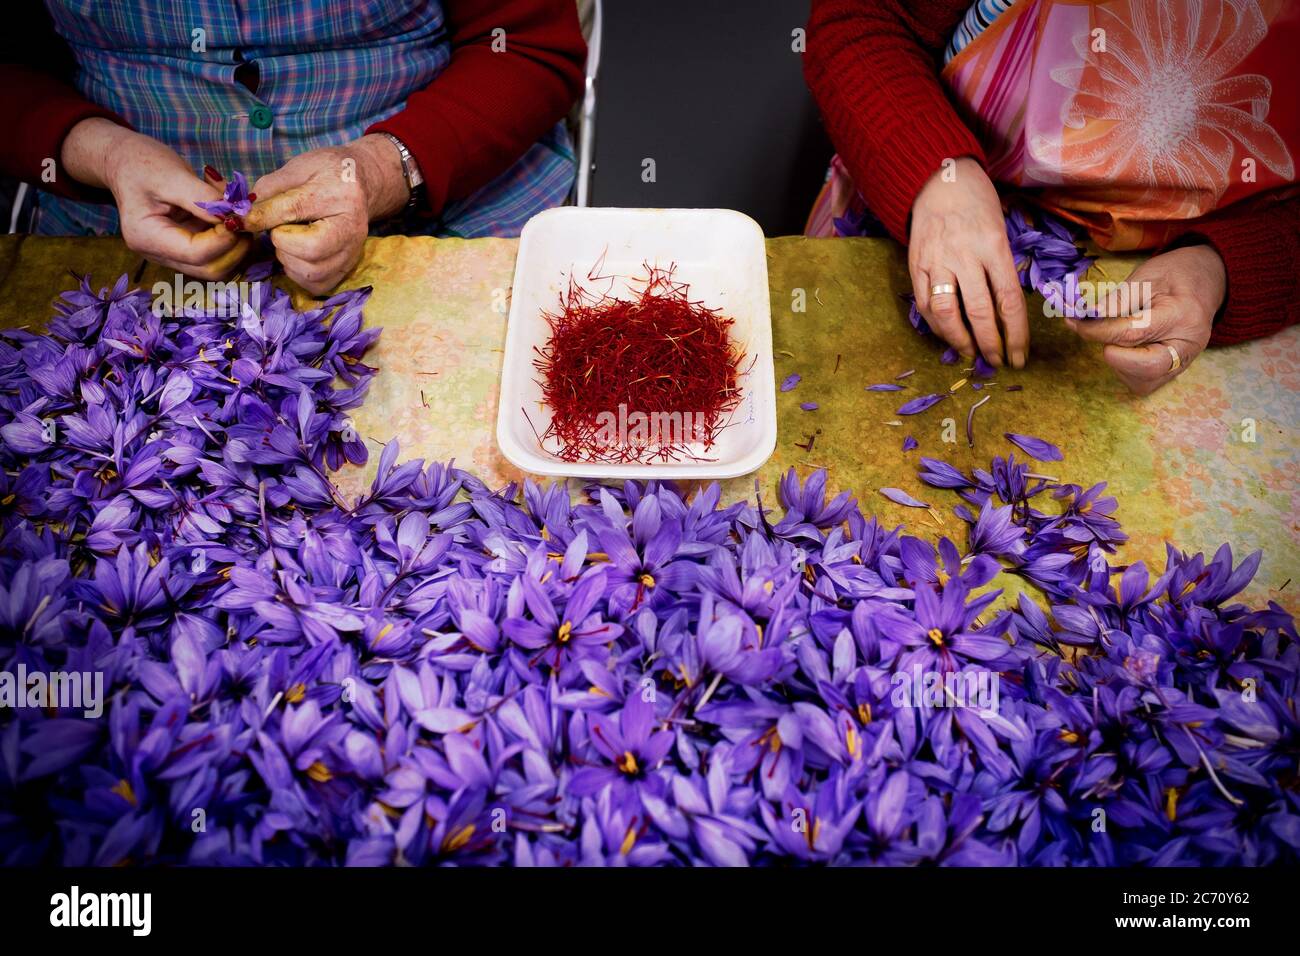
568,692 -> 674,798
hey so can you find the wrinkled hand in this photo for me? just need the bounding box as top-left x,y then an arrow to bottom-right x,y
61,118 -> 249,279
909,157 -> 1028,368
243,136 -> 409,296
1066,245 -> 1224,395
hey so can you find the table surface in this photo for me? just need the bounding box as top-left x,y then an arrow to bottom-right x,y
1,233 -> 1295,614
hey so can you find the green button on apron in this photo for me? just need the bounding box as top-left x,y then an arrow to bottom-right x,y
249,106 -> 273,129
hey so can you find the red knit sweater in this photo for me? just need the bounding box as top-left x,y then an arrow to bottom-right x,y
803,0 -> 1299,347
0,0 -> 585,222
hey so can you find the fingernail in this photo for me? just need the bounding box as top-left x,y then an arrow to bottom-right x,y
204,165 -> 224,182
1011,351 -> 1025,369
224,216 -> 243,232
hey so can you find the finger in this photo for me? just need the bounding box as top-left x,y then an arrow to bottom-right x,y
954,260 -> 1003,365
134,216 -> 245,267
147,237 -> 253,282
986,247 -> 1029,368
244,185 -> 319,233
916,267 -> 977,358
1093,275 -> 1151,320
1102,342 -> 1182,396
250,162 -> 316,206
154,169 -> 227,226
1066,302 -> 1172,348
269,218 -> 351,262
276,247 -> 356,297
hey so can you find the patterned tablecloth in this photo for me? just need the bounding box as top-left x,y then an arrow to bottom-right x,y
0,234 -> 1295,613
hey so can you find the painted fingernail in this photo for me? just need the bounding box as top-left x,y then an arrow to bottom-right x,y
223,216 -> 243,232
247,192 -> 257,201
204,165 -> 223,182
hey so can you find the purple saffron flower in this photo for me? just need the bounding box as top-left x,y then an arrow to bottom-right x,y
897,393 -> 948,415
1004,432 -> 1064,462
568,693 -> 674,798
195,171 -> 254,226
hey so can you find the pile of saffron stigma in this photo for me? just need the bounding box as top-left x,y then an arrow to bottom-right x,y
531,262 -> 744,463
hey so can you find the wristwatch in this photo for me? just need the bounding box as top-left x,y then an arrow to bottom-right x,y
380,132 -> 425,212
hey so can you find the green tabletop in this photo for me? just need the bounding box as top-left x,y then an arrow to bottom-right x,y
1,233 -> 1295,614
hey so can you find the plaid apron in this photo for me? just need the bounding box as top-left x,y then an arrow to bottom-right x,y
37,0 -> 574,239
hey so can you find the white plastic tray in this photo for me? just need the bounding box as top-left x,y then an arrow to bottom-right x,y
496,207 -> 776,480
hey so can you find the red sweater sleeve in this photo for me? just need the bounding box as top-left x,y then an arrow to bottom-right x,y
367,0 -> 586,217
803,0 -> 984,243
1171,192 -> 1300,347
0,6 -> 131,202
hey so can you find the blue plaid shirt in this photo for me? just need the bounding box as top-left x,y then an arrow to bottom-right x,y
37,0 -> 574,238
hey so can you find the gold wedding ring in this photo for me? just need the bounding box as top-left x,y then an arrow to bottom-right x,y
930,283 -> 956,296
1167,344 -> 1182,372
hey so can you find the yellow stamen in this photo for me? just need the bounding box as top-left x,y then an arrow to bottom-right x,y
1164,787 -> 1179,822
443,823 -> 476,852
0,493 -> 13,506
285,682 -> 307,704
857,703 -> 872,725
620,825 -> 638,856
806,817 -> 822,851
306,761 -> 333,783
949,378 -> 968,392
1059,729 -> 1079,744
927,627 -> 944,646
616,751 -> 639,775
557,621 -> 573,643
845,725 -> 860,759
111,779 -> 137,807
638,573 -> 655,588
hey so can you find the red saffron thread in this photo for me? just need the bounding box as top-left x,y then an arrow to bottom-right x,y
532,262 -> 744,464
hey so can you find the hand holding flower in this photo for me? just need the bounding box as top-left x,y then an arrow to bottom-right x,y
61,118 -> 250,279
242,136 -> 410,296
1066,245 -> 1225,395
909,157 -> 1029,369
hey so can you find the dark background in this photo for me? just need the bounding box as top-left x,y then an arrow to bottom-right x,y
588,0 -> 833,236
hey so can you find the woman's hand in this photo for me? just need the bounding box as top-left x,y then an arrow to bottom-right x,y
242,136 -> 409,296
61,118 -> 250,279
909,157 -> 1028,368
1065,245 -> 1224,395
